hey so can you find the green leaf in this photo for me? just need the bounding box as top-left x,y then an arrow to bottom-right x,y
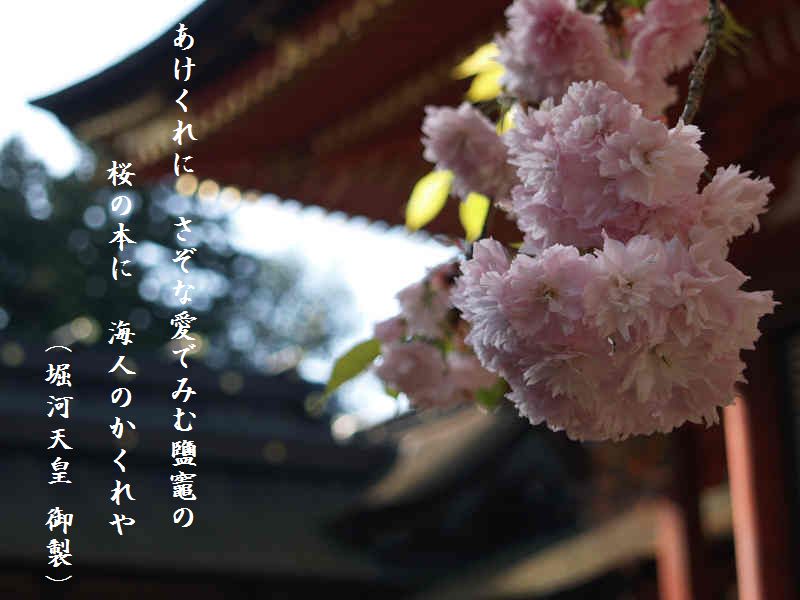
384,386 -> 400,399
459,192 -> 491,242
406,170 -> 454,231
324,339 -> 381,398
475,378 -> 509,412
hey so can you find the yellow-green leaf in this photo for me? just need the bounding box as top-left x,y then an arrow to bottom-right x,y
475,378 -> 508,412
453,43 -> 499,79
324,338 -> 381,399
459,192 -> 491,242
406,170 -> 454,231
467,64 -> 504,102
621,0 -> 646,9
719,5 -> 751,56
496,106 -> 516,134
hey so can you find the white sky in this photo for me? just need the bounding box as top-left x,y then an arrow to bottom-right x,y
2,1 -> 457,426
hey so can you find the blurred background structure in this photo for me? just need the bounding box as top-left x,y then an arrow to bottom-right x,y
2,0 -> 800,598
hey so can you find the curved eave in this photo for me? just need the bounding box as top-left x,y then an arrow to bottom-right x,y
30,0 -> 325,129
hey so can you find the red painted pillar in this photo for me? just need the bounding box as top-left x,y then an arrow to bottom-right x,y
656,427 -> 708,600
724,341 -> 796,599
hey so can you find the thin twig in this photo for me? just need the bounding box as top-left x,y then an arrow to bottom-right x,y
680,0 -> 725,124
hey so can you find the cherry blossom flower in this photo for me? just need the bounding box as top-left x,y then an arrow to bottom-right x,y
624,0 -> 708,115
395,261 -> 458,338
628,0 -> 708,78
506,81 -> 708,251
372,261 -> 498,409
496,0 -> 626,104
699,165 -> 773,243
422,103 -> 517,206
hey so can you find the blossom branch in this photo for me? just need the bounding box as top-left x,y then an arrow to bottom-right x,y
680,0 -> 725,124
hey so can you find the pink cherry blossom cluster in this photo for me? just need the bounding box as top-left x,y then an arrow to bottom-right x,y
452,232 -> 774,441
506,81 -> 772,253
372,263 -> 498,409
448,80 -> 775,440
421,0 -> 714,222
497,0 -> 709,117
366,0 -> 777,441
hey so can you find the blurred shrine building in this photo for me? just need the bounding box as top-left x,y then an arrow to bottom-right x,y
24,0 -> 800,598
